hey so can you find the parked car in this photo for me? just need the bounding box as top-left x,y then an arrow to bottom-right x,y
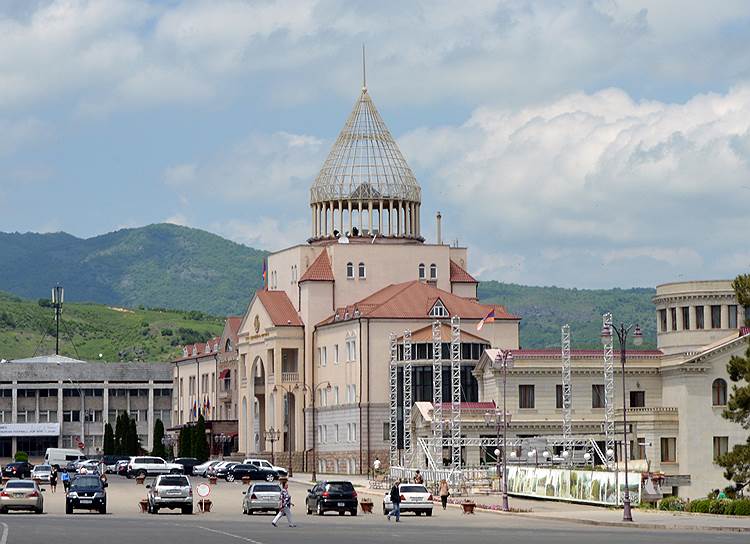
211,462 -> 238,479
172,457 -> 200,475
76,459 -> 102,474
242,482 -> 282,514
0,479 -> 44,514
192,460 -> 222,477
102,455 -> 130,474
146,474 -> 193,515
226,464 -> 277,482
306,480 -> 358,516
65,474 -> 107,514
2,461 -> 33,479
31,464 -> 53,483
382,483 -> 433,516
243,458 -> 288,478
127,456 -> 183,478
115,459 -> 131,476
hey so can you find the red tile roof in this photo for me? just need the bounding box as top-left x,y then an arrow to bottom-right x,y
256,290 -> 304,326
299,250 -> 334,282
449,260 -> 477,283
398,322 -> 489,344
173,336 -> 221,362
225,316 -> 243,335
320,280 -> 519,325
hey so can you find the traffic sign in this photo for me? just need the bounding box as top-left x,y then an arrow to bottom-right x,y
196,483 -> 211,498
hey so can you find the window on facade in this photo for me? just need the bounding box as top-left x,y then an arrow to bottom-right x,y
519,385 -> 535,409
321,346 -> 327,367
418,263 -> 425,280
729,305 -> 738,329
712,378 -> 727,406
429,300 -> 449,318
711,305 -> 722,329
63,389 -> 80,397
334,344 -> 339,365
696,306 -> 705,329
670,308 -> 677,331
713,436 -> 729,461
629,391 -> 645,408
346,338 -> 356,362
681,306 -> 690,330
382,422 -> 389,441
660,437 -> 676,462
429,263 -> 437,279
592,384 -> 606,409
659,309 -> 667,332
358,262 -> 366,278
62,410 -> 80,422
225,339 -> 232,352
334,386 -> 339,405
555,384 -> 563,409
346,262 -> 354,279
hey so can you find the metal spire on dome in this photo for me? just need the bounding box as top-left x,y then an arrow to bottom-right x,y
362,43 -> 366,90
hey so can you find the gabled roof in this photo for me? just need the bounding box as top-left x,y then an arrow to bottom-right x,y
682,330 -> 750,365
398,322 -> 489,344
10,354 -> 85,364
450,260 -> 477,283
225,316 -> 243,336
320,280 -> 519,325
256,290 -> 304,327
299,250 -> 334,282
174,336 -> 221,363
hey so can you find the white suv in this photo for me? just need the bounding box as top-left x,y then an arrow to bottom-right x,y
147,474 -> 193,514
243,458 -> 288,478
127,457 -> 183,478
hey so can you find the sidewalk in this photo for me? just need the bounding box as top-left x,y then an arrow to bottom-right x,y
289,472 -> 750,533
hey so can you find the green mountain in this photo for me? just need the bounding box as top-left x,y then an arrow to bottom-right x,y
0,223 -> 267,316
0,291 -> 224,362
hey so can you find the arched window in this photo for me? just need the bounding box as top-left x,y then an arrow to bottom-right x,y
225,338 -> 232,352
358,262 -> 366,278
712,378 -> 727,406
346,262 -> 354,279
430,263 -> 437,279
418,263 -> 425,280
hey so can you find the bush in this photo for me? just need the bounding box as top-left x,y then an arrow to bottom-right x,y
687,498 -> 711,513
14,451 -> 29,462
161,328 -> 173,337
728,499 -> 750,516
659,495 -> 686,511
709,499 -> 731,514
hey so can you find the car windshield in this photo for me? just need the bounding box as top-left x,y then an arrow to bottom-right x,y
5,481 -> 34,489
35,465 -> 51,471
70,476 -> 102,490
253,484 -> 281,492
159,477 -> 189,486
326,482 -> 354,493
400,485 -> 427,493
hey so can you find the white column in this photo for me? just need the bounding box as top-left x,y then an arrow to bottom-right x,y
368,201 -> 373,234
148,382 -> 155,452
358,201 -> 363,232
35,389 -> 39,423
721,305 -> 729,329
11,383 -> 17,454
388,201 -> 393,236
689,305 -> 696,331
57,382 -> 63,447
704,305 -> 712,328
676,306 -> 684,330
378,201 -> 383,234
103,382 -> 109,424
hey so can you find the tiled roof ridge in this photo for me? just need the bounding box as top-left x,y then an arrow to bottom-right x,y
449,260 -> 478,283
299,249 -> 334,282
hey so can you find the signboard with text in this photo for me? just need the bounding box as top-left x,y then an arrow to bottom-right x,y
0,423 -> 60,437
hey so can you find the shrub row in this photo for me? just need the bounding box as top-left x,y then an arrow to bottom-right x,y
659,496 -> 750,516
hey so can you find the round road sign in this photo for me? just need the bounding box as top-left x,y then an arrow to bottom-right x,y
196,483 -> 211,498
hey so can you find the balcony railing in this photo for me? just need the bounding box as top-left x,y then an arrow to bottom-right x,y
281,372 -> 299,383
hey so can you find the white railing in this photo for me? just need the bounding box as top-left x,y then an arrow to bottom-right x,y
281,372 -> 299,383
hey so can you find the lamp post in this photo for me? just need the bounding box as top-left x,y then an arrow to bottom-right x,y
51,285 -> 64,355
295,381 -> 332,481
273,384 -> 295,477
601,320 -> 643,523
264,428 -> 280,466
492,350 -> 513,511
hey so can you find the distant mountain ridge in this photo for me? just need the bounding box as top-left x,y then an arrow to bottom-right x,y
0,224 -> 657,348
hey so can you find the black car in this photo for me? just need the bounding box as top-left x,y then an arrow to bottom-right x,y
66,475 -> 107,514
306,480 -> 358,516
173,457 -> 200,475
2,462 -> 33,479
225,464 -> 277,482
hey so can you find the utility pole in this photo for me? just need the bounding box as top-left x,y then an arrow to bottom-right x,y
52,285 -> 64,355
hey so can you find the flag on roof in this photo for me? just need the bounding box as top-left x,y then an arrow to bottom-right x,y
476,308 -> 495,331
262,259 -> 267,288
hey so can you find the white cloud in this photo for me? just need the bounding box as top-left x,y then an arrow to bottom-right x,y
211,217 -> 308,251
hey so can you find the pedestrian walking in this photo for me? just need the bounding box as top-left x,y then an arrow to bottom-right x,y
61,470 -> 70,493
373,457 -> 381,478
387,479 -> 401,522
413,470 -> 424,484
272,481 -> 296,528
49,467 -> 58,493
438,479 -> 450,510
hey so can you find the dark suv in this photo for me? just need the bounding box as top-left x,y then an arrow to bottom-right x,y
306,480 -> 358,516
66,475 -> 107,514
2,462 -> 33,479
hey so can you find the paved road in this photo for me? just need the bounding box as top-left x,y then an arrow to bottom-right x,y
0,478 -> 746,544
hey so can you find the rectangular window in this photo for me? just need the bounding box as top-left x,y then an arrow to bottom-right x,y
728,305 -> 738,329
696,306 -> 705,329
335,424 -> 339,442
660,437 -> 676,463
555,384 -> 563,409
333,386 -> 339,405
629,391 -> 645,408
334,344 -> 339,365
592,384 -> 605,409
38,410 -> 57,423
711,305 -> 722,329
681,306 -> 690,330
670,307 -> 677,331
713,436 -> 729,461
63,410 -> 80,422
63,389 -> 80,397
659,309 -> 667,332
383,422 -> 389,441
321,346 -> 327,367
519,385 -> 535,409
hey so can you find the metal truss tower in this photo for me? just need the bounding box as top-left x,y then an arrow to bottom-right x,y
602,312 -> 615,469
450,316 -> 462,470
432,320 -> 443,467
389,332 -> 399,468
561,324 -> 573,460
402,329 -> 413,467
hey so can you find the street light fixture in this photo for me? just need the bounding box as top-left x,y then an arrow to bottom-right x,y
264,428 -> 280,466
600,320 -> 642,522
294,381 -> 332,481
491,349 -> 513,512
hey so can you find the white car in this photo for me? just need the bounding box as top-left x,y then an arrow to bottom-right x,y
31,464 -> 52,483
243,458 -> 288,478
383,484 -> 433,516
192,460 -> 222,477
127,456 -> 183,478
76,459 -> 102,473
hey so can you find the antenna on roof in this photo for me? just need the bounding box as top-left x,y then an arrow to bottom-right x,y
362,43 -> 367,91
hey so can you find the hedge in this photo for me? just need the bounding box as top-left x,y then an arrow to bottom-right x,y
686,498 -> 750,515
658,496 -> 686,511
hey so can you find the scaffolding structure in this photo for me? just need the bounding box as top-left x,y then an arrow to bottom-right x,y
389,332 -> 399,468
602,312 -> 615,469
432,320 -> 443,466
402,329 -> 413,467
450,316 -> 461,469
561,324 -> 572,461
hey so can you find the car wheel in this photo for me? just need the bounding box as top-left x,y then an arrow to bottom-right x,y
99,505 -> 106,515
152,506 -> 159,514
338,510 -> 345,516
306,503 -> 312,515
183,505 -> 193,515
137,470 -> 147,478
426,510 -> 433,517
350,509 -> 358,517
0,507 -> 6,515
316,501 -> 324,516
226,474 -> 235,482
265,474 -> 274,482
416,511 -> 422,516
383,505 -> 388,515
65,504 -> 73,515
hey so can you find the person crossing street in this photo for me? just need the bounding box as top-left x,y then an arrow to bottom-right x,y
272,481 -> 296,528
387,479 -> 401,522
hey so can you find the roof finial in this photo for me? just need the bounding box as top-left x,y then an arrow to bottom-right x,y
362,43 -> 367,91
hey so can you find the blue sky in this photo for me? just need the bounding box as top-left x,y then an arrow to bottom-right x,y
1,0 -> 750,288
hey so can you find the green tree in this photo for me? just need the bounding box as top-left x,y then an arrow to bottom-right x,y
151,419 -> 166,458
103,423 -> 115,455
114,412 -> 128,455
178,425 -> 193,458
192,414 -> 209,462
127,416 -> 140,455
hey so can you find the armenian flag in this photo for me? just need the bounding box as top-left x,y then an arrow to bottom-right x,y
262,259 -> 267,288
476,308 -> 496,331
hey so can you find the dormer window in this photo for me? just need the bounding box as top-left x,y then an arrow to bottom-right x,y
346,262 -> 354,279
429,299 -> 449,318
358,262 -> 366,278
225,339 -> 232,352
418,263 -> 425,280
430,263 -> 437,280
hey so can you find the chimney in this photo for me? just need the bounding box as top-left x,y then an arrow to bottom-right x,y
436,211 -> 442,245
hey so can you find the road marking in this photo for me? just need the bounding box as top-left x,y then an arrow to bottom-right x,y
0,522 -> 7,544
194,525 -> 264,544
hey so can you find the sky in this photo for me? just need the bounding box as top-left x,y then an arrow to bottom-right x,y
1,0 -> 750,288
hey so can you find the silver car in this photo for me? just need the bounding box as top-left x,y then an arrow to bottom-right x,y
242,482 -> 282,515
31,464 -> 52,483
0,479 -> 44,514
147,474 -> 193,515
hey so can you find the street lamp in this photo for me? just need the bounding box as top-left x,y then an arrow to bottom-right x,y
273,384 -> 295,477
51,285 -> 64,355
264,428 -> 280,466
601,320 -> 643,522
295,381 -> 332,481
491,349 -> 513,512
